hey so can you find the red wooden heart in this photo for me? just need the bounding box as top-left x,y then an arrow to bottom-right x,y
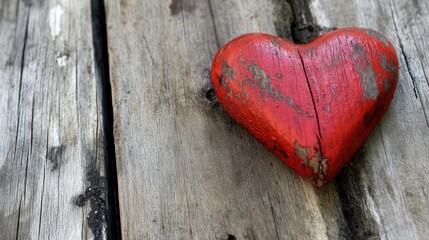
211,28 -> 398,186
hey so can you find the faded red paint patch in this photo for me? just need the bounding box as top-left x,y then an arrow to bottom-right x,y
211,28 -> 398,186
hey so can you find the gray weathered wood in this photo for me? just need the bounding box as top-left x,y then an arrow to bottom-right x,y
308,0 -> 429,239
3,0 -> 427,239
106,0 -> 348,239
0,0 -> 108,239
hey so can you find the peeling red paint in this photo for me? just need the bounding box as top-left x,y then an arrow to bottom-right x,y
210,28 -> 398,186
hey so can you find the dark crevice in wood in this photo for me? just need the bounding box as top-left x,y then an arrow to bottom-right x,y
204,0 -> 220,103
15,13 -> 30,240
334,147 -> 382,240
29,95 -> 34,155
22,151 -> 29,201
13,10 -> 30,162
17,10 -> 29,114
15,198 -> 22,240
389,3 -> 429,128
275,0 -> 335,44
285,0 -> 324,43
33,95 -> 43,239
272,0 -> 294,41
267,192 -> 281,240
80,164 -> 107,240
392,22 -> 418,99
91,0 -> 122,239
205,88 -> 216,102
37,165 -> 45,240
227,234 -> 237,240
202,69 -> 218,108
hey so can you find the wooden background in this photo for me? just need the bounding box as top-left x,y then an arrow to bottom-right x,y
1,0 -> 428,239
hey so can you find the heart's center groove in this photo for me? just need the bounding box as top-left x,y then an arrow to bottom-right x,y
297,49 -> 326,186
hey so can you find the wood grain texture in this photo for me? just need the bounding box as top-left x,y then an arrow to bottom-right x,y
308,0 -> 429,238
4,0 -> 424,239
106,0 -> 348,239
0,0 -> 108,239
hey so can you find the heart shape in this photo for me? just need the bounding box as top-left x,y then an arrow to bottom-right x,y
211,28 -> 398,186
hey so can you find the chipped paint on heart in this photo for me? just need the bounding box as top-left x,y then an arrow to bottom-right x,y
244,62 -> 314,117
351,42 -> 380,100
294,141 -> 327,186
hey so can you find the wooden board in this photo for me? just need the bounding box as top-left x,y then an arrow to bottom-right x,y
0,0 -> 109,239
106,0 -> 347,239
2,0 -> 428,239
308,0 -> 429,238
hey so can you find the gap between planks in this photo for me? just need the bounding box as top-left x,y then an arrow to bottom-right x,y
91,0 -> 122,239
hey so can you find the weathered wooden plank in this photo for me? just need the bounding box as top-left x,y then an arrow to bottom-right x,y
0,0 -> 109,239
106,0 -> 349,239
307,0 -> 429,238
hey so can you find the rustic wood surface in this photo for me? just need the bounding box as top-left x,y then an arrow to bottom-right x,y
106,0 -> 429,239
0,0 -> 110,239
1,0 -> 428,239
105,0 -> 346,239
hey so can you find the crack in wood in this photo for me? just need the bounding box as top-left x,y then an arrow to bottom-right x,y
285,0 -> 324,43
389,4 -> 418,97
37,163 -> 46,240
14,198 -> 22,240
13,10 -> 30,165
279,0 -> 336,45
389,4 -> 429,128
267,192 -> 281,240
91,0 -> 122,239
334,145 -> 382,240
